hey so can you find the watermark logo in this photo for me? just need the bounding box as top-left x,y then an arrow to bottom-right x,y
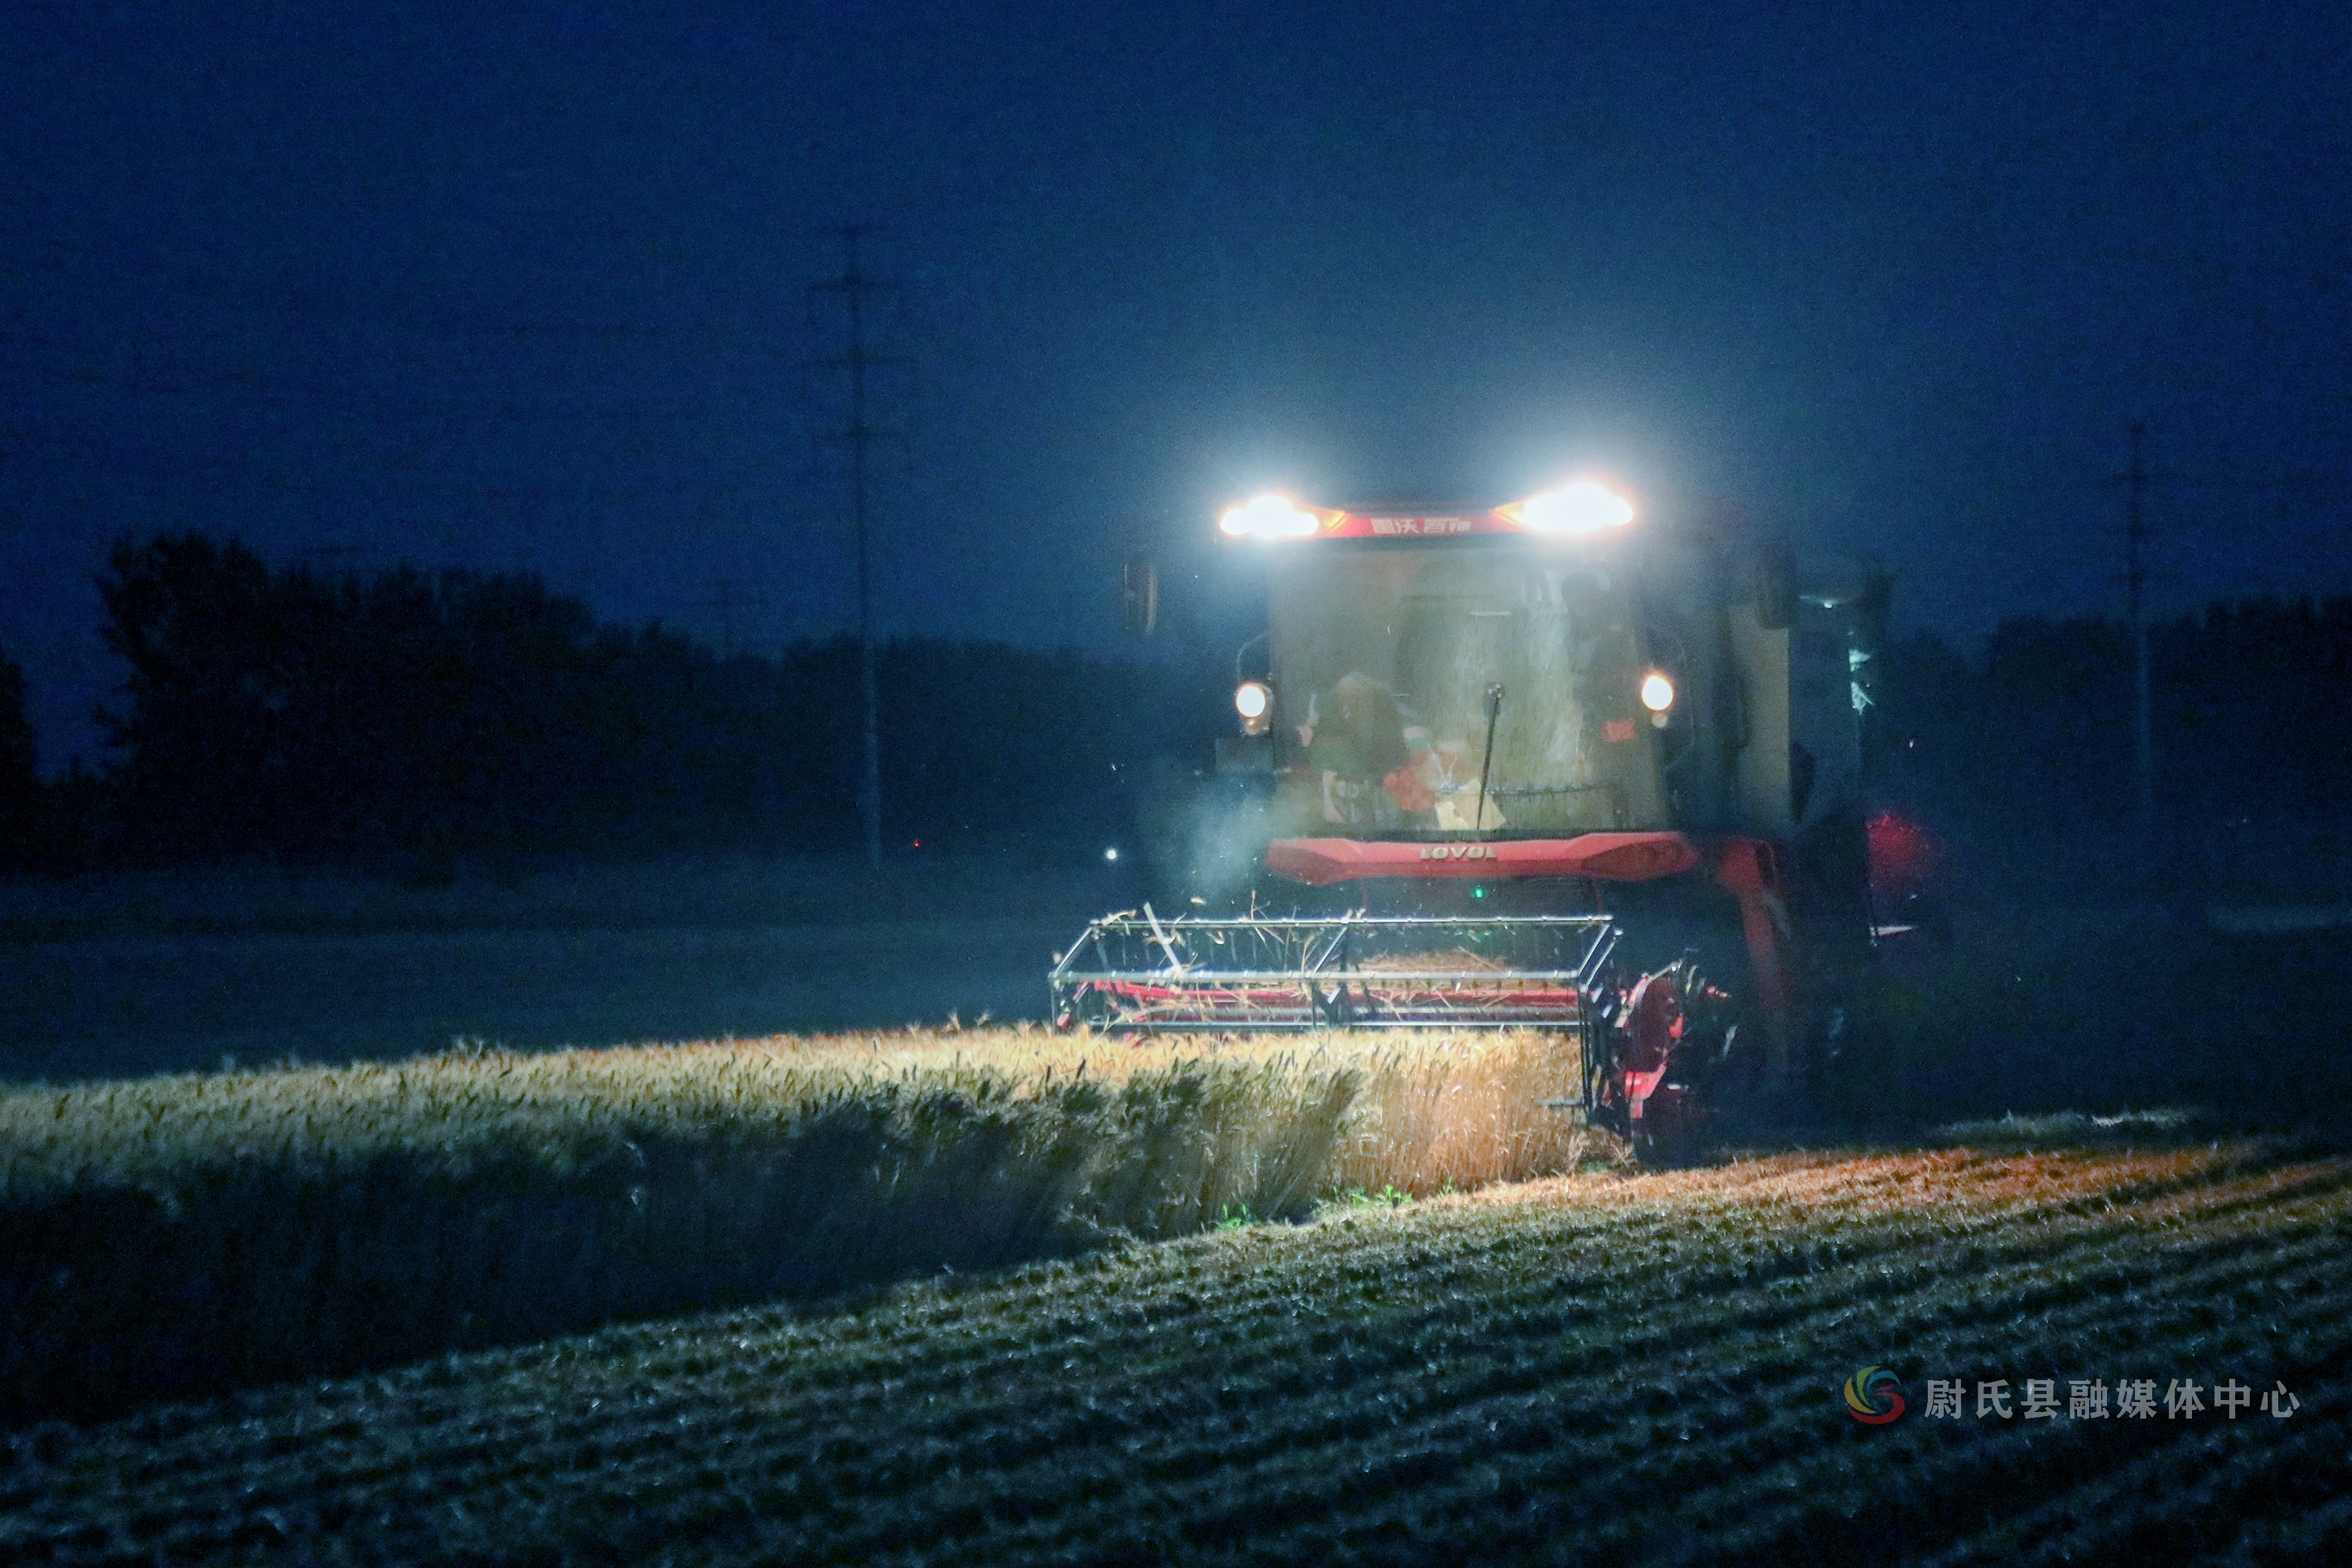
1844,1366 -> 1907,1425
1920,1375 -> 2301,1422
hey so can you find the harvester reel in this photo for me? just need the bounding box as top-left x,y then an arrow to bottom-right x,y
1048,912 -> 1619,1035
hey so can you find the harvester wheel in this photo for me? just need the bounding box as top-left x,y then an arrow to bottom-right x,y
1633,1086 -> 1704,1168
1612,961 -> 1759,1166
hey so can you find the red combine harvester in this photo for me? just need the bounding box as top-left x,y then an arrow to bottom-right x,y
1052,485 -> 1888,1158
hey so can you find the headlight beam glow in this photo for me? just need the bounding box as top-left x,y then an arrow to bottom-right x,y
1514,480 -> 1635,534
1218,494 -> 1322,540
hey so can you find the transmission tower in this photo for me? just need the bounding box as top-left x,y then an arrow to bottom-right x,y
2124,422 -> 2154,833
2106,424 -> 2195,835
811,226 -> 903,870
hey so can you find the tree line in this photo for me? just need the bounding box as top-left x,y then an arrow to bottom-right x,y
1872,594 -> 2352,832
1,535 -> 2347,876
0,535 -> 1217,874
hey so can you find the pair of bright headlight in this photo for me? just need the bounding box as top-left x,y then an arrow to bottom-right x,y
1241,674 -> 1666,731
1216,481 -> 1635,540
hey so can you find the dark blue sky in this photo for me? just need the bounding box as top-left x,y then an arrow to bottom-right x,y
5,1 -> 2347,769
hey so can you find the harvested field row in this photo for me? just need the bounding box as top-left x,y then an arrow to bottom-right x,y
0,1028 -> 1594,1425
6,1136 -> 2346,1565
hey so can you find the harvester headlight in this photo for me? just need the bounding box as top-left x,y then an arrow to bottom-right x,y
1235,680 -> 1273,735
1640,672 -> 1676,714
1218,493 -> 1322,540
1512,480 -> 1634,534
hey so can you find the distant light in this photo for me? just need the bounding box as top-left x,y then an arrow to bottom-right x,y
1472,886 -> 1486,899
1514,481 -> 1635,534
1105,847 -> 1119,861
1640,672 -> 1676,713
1218,493 -> 1322,540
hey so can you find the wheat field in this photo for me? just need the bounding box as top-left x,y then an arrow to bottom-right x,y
5,1132 -> 2345,1565
0,1026 -> 1599,1425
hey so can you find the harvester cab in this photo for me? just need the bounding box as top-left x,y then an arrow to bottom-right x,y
1052,485 -> 1889,1159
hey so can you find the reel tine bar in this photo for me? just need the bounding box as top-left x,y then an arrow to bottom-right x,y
1050,913 -> 1618,1035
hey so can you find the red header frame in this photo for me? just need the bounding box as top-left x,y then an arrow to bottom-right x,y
1312,507 -> 1527,540
1264,832 -> 1701,886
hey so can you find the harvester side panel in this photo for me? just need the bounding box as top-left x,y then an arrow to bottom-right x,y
1727,601 -> 1794,838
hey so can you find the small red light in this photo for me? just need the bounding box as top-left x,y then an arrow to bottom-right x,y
1867,812 -> 1937,899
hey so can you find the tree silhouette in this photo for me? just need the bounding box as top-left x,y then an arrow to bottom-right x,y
0,643 -> 41,871
90,534 -> 1212,868
89,533 -> 2348,875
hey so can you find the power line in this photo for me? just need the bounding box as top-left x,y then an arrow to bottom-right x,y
0,412 -> 791,499
3,246 -> 797,358
4,200 -> 803,349
5,206 -> 809,391
0,329 -> 726,420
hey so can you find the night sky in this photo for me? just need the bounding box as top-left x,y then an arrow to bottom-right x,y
5,1 -> 2347,771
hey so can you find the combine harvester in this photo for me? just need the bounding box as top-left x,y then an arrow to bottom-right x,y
1051,484 -> 1889,1160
